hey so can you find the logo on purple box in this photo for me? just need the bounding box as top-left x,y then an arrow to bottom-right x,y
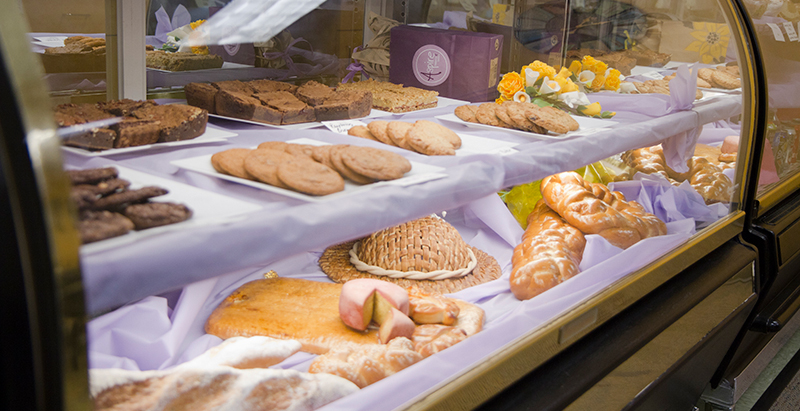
412,45 -> 451,86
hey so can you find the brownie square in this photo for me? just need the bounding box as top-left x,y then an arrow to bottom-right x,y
254,91 -> 315,124
111,118 -> 162,148
215,90 -> 281,125
248,79 -> 298,94
295,80 -> 334,106
184,82 -> 218,114
131,104 -> 208,142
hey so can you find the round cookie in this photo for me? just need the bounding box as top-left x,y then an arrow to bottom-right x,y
454,105 -> 478,123
341,146 -> 411,181
495,103 -> 519,131
386,121 -> 414,150
407,121 -> 456,156
528,106 -> 579,134
276,157 -> 345,196
347,125 -> 378,141
243,149 -> 295,189
414,120 -> 461,149
284,143 -> 316,159
504,102 -> 547,134
330,145 -> 374,184
211,148 -> 254,179
475,103 -> 503,127
366,120 -> 395,146
697,77 -> 712,88
257,141 -> 289,152
697,68 -> 715,84
312,145 -> 336,169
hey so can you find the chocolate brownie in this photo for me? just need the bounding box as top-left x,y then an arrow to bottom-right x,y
78,210 -> 135,243
313,90 -> 372,121
248,79 -> 297,94
67,167 -> 118,185
111,118 -> 162,148
253,91 -> 315,125
90,186 -> 168,210
123,202 -> 193,230
98,99 -> 157,116
131,104 -> 207,142
212,80 -> 254,94
295,81 -> 334,106
215,90 -> 281,125
63,128 -> 117,150
184,82 -> 218,114
54,103 -> 116,127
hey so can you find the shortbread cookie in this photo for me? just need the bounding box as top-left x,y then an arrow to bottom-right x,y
528,106 -> 579,134
341,146 -> 411,181
723,65 -> 740,76
697,77 -> 712,88
348,125 -> 378,141
243,149 -> 295,188
330,145 -> 374,184
276,157 -> 345,196
386,121 -> 414,150
711,70 -> 741,89
366,120 -> 394,145
211,148 -> 253,179
697,68 -> 715,84
407,121 -> 456,156
415,120 -> 461,149
256,141 -> 289,152
454,105 -> 479,123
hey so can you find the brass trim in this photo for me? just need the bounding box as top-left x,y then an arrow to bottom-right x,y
0,2 -> 89,410
405,212 -> 745,411
756,172 -> 800,217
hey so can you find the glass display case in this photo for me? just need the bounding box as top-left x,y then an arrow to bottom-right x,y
1,0 -> 772,409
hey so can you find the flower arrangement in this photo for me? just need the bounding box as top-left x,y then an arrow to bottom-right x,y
160,19 -> 209,55
496,57 -> 619,119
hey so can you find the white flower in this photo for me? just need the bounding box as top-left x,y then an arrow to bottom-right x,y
525,68 -> 540,88
558,91 -> 591,108
619,82 -> 637,94
539,79 -> 561,95
578,70 -> 595,86
513,90 -> 532,103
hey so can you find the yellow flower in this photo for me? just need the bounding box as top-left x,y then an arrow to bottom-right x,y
561,79 -> 579,93
592,60 -> 608,75
591,74 -> 606,91
568,60 -> 582,75
496,96 -> 509,104
189,19 -> 206,30
556,67 -> 571,79
191,46 -> 209,55
685,22 -> 731,64
521,60 -> 556,80
554,76 -> 569,90
498,71 -> 525,100
604,69 -> 621,91
580,102 -> 602,116
581,56 -> 597,71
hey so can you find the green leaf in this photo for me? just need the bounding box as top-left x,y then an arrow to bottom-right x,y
532,98 -> 553,107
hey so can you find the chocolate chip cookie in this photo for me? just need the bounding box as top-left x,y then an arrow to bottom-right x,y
341,146 -> 411,181
276,156 -> 346,196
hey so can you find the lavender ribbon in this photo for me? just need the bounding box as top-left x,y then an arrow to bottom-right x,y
261,37 -> 312,80
342,46 -> 370,83
154,5 -> 191,43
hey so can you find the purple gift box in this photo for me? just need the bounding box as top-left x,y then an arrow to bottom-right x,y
390,25 -> 503,102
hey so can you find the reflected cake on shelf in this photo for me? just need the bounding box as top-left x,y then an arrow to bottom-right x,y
146,50 -> 224,71
336,79 -> 438,113
184,79 -> 372,125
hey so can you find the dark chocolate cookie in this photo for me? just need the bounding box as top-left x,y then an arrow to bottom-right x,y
74,178 -> 131,196
91,186 -> 168,210
67,167 -> 118,185
123,202 -> 193,230
78,210 -> 135,243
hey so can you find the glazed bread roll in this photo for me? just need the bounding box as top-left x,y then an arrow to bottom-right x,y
407,287 -> 460,325
411,324 -> 468,358
308,337 -> 422,388
541,172 -> 666,249
510,200 -> 586,300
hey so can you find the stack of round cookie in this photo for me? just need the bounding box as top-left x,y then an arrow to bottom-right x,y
211,142 -> 412,196
454,102 -> 579,135
347,120 -> 462,156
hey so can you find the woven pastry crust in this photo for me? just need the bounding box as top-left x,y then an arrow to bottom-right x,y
320,242 -> 501,294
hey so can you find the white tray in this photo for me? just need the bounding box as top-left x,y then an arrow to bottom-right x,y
171,138 -> 448,203
61,124 -> 237,157
435,112 -> 617,140
78,166 -> 263,255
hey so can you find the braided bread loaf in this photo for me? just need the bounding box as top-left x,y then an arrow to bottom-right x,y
308,337 -> 422,388
510,200 -> 586,300
541,172 -> 666,249
622,145 -> 733,204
